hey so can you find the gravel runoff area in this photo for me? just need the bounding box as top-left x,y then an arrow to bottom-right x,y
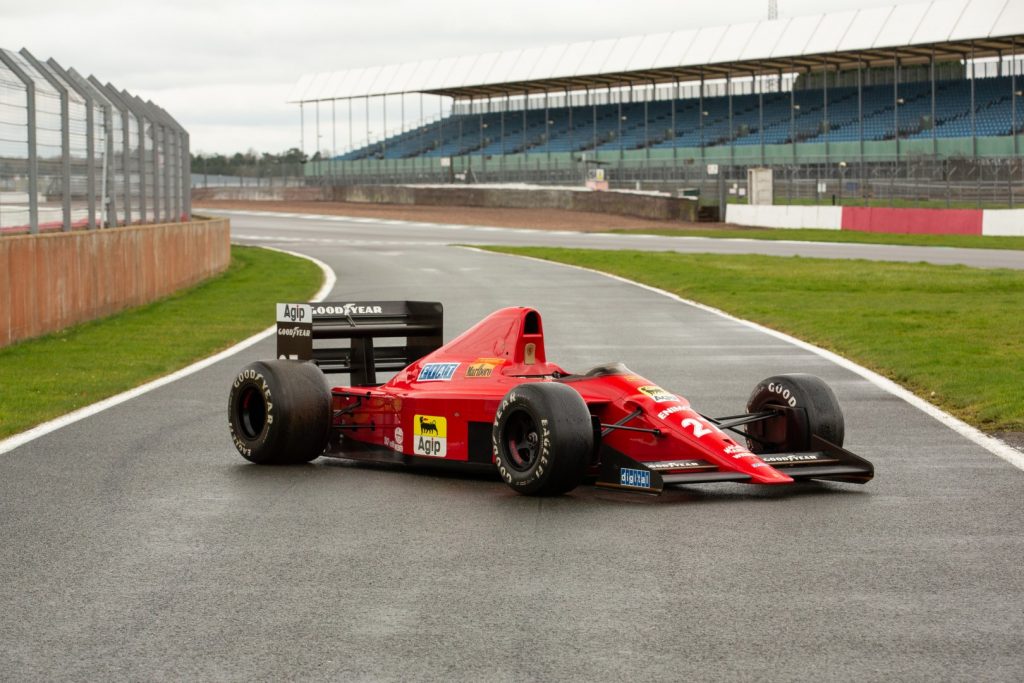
197,198 -> 1024,453
192,199 -> 718,232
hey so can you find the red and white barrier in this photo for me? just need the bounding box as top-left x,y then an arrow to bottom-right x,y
726,204 -> 842,230
727,204 -> 1024,238
982,209 -> 1024,236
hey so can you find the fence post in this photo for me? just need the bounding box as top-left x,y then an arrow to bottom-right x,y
20,50 -> 72,231
0,50 -> 39,233
82,75 -> 130,225
55,62 -> 117,227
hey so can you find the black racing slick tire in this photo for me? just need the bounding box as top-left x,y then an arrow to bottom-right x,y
745,373 -> 845,454
492,383 -> 594,496
228,360 -> 331,465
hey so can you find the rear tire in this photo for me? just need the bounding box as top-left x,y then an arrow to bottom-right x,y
492,383 -> 593,496
745,373 -> 844,453
228,360 -> 331,464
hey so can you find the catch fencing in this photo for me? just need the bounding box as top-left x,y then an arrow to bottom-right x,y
0,47 -> 190,235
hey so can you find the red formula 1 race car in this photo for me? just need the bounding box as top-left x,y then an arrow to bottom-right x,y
227,302 -> 873,496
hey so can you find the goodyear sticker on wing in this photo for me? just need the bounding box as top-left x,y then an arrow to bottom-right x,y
417,362 -> 459,382
619,467 -> 651,489
413,415 -> 447,457
637,385 -> 676,403
466,358 -> 502,378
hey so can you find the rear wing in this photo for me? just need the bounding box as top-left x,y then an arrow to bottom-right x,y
276,301 -> 443,386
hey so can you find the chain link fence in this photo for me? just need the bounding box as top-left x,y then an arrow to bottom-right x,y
0,47 -> 190,235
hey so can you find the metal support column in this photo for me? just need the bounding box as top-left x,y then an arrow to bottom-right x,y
0,51 -> 38,232
699,70 -> 705,162
790,59 -> 797,164
822,58 -> 829,167
81,71 -> 131,225
672,78 -> 678,172
727,74 -> 734,168
970,42 -> 977,159
20,49 -> 71,231
931,50 -> 937,160
857,61 -> 864,188
894,53 -> 900,173
758,72 -> 765,166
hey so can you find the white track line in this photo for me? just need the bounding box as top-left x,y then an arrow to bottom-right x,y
0,247 -> 336,456
464,247 -> 1024,472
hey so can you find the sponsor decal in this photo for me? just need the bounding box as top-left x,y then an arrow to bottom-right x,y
724,444 -> 748,455
277,304 -> 313,360
645,460 -> 707,471
657,405 -> 686,420
312,303 -> 384,316
413,415 -> 447,457
417,362 -> 459,382
466,358 -> 502,378
276,303 -> 311,323
761,453 -> 825,463
638,385 -> 676,403
619,467 -> 651,489
680,417 -> 714,439
384,426 -> 405,451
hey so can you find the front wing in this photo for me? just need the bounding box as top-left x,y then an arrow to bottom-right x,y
595,435 -> 874,494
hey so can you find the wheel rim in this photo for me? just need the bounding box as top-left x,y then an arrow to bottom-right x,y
237,386 -> 267,439
504,409 -> 540,472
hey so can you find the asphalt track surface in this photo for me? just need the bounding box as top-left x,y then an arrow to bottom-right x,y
2,210 -> 1022,681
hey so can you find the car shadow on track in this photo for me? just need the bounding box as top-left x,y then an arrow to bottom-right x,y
225,457 -> 870,507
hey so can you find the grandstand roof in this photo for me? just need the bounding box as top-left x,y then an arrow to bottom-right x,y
289,0 -> 1024,102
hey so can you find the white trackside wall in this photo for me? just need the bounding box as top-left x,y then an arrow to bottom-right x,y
726,205 -> 843,230
982,209 -> 1024,236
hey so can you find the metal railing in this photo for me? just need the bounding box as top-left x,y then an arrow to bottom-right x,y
0,47 -> 190,235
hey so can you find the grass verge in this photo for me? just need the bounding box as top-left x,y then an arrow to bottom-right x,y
611,226 -> 1024,251
0,245 -> 323,440
486,247 -> 1024,433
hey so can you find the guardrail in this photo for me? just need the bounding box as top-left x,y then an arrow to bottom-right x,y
0,47 -> 190,235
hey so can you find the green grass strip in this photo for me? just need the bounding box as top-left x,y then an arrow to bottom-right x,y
0,245 -> 323,439
611,226 -> 1024,251
487,247 -> 1024,433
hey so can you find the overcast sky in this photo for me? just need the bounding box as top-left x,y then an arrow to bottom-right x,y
1,0 -> 928,155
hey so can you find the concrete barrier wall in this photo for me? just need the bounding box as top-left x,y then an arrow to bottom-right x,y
841,207 -> 982,235
329,185 -> 700,222
727,204 -> 1023,238
982,209 -> 1024,236
194,185 -> 700,223
726,205 -> 842,230
192,187 -> 325,202
1,217 -> 230,348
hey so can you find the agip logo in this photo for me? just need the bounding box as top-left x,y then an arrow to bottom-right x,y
276,303 -> 311,323
413,415 -> 447,457
637,385 -> 676,403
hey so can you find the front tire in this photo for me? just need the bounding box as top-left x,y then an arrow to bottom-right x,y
228,360 -> 331,464
492,383 -> 593,496
745,373 -> 844,453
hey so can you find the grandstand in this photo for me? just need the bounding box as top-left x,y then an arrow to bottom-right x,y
290,0 -> 1024,200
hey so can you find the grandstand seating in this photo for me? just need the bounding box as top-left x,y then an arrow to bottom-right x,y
338,76 -> 1024,161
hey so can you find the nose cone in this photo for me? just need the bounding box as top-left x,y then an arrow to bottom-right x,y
657,408 -> 795,485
